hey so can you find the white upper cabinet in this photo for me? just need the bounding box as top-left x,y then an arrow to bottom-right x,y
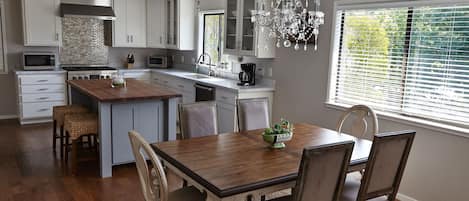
165,0 -> 195,50
109,0 -> 147,47
224,0 -> 275,58
147,0 -> 166,48
22,0 -> 62,46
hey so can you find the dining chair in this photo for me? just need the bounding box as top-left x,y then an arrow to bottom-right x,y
179,101 -> 218,139
270,141 -> 355,201
336,105 -> 378,138
340,130 -> 416,201
237,98 -> 270,132
128,131 -> 206,201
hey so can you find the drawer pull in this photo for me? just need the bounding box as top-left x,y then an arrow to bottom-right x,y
178,84 -> 184,88
38,97 -> 49,100
37,88 -> 49,91
37,108 -> 50,112
37,80 -> 49,83
221,96 -> 228,100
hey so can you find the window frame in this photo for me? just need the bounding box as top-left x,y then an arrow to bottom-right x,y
326,0 -> 469,138
198,10 -> 225,67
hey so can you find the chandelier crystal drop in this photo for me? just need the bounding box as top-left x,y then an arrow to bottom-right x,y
251,0 -> 325,51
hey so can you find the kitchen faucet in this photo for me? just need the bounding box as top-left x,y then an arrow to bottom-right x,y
196,53 -> 216,76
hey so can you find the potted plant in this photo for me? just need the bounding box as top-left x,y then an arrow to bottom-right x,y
263,119 -> 294,149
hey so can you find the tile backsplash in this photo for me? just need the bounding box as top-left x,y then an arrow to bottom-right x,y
60,17 -> 109,65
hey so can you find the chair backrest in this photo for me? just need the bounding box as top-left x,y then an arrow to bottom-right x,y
293,141 -> 355,201
336,105 -> 378,138
129,131 -> 169,201
237,98 -> 270,132
356,130 -> 416,201
179,101 -> 218,139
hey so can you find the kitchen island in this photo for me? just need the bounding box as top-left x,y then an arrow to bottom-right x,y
68,79 -> 181,178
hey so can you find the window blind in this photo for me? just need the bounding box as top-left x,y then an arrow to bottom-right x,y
331,3 -> 469,125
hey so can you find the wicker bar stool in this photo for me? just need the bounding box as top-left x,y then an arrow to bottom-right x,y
52,105 -> 89,158
63,113 -> 99,174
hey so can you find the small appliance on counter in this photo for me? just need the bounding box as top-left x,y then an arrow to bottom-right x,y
238,63 -> 256,86
23,52 -> 57,70
147,55 -> 171,68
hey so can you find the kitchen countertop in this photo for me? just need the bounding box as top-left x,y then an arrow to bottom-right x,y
68,79 -> 181,102
150,69 -> 276,93
14,69 -> 67,75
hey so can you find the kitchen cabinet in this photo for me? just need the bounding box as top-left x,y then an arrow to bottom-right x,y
165,0 -> 195,50
107,0 -> 147,47
147,0 -> 166,48
21,0 -> 62,46
16,72 -> 67,125
121,71 -> 151,83
151,72 -> 195,104
224,0 -> 275,58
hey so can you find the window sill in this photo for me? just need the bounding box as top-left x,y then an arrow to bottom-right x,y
325,102 -> 469,139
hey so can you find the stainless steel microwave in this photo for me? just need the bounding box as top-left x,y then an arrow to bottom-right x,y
147,55 -> 170,68
23,52 -> 57,70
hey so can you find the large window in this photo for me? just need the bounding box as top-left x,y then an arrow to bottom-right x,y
200,12 -> 227,66
329,2 -> 469,126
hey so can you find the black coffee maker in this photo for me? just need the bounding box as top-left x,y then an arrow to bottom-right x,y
238,63 -> 256,86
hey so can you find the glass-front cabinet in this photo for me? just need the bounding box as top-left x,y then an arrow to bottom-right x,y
224,0 -> 275,58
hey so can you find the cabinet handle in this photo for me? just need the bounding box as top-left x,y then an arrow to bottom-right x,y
160,36 -> 163,44
38,97 -> 49,100
37,108 -> 50,112
178,84 -> 184,88
36,80 -> 49,83
130,35 -> 134,43
221,96 -> 228,100
37,88 -> 48,91
55,33 -> 59,41
127,35 -> 130,43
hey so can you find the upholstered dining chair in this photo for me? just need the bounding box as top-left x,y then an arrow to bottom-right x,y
128,131 -> 206,201
237,98 -> 270,132
270,141 -> 355,201
340,130 -> 416,201
179,101 -> 218,139
337,105 -> 379,139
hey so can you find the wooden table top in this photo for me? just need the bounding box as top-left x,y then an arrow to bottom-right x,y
151,123 -> 372,198
68,79 -> 181,102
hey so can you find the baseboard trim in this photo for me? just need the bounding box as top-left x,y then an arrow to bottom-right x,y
0,115 -> 17,120
397,193 -> 418,201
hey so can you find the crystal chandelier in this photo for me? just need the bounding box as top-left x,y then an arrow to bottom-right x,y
251,0 -> 325,51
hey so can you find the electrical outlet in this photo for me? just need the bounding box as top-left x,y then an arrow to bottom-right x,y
172,55 -> 176,63
181,55 -> 185,63
267,68 -> 273,77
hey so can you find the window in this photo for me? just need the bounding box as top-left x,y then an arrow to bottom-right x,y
329,2 -> 469,126
199,11 -> 228,67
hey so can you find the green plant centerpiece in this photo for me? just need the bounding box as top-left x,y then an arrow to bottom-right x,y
263,119 -> 294,149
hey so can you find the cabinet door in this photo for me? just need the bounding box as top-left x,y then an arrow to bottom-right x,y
147,0 -> 166,48
217,103 -> 236,134
239,0 -> 255,56
22,0 -> 61,46
224,0 -> 240,55
112,0 -> 129,47
166,0 -> 176,48
126,0 -> 147,47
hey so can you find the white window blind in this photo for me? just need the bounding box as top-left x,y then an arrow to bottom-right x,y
330,2 -> 469,125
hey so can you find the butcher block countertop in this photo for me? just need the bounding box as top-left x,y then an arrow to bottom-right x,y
68,79 -> 182,102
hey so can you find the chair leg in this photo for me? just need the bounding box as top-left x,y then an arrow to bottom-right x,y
65,132 -> 70,162
71,139 -> 78,175
52,120 -> 57,152
60,126 -> 65,159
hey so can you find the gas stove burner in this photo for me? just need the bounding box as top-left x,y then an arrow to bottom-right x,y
62,66 -> 117,71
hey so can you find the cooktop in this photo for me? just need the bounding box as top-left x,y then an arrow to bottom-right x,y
62,66 -> 117,71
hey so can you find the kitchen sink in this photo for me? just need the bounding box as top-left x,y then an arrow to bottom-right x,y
183,74 -> 213,79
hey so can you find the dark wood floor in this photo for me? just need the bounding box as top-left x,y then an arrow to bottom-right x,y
0,119 -> 181,201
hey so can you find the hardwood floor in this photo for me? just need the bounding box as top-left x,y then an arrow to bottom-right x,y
0,119 -> 181,201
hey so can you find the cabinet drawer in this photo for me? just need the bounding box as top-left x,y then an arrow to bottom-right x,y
22,101 -> 65,119
21,85 -> 65,94
216,88 -> 237,105
21,93 -> 66,103
171,78 -> 194,93
123,72 -> 151,81
20,75 -> 65,85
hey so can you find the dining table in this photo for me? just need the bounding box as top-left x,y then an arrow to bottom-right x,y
151,123 -> 373,201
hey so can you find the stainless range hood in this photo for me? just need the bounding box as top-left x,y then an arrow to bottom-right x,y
60,0 -> 116,20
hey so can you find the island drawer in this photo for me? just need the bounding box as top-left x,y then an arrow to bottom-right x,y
21,93 -> 66,103
22,101 -> 65,118
19,75 -> 65,85
20,85 -> 65,94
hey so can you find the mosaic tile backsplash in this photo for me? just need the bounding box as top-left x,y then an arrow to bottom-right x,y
60,17 -> 109,65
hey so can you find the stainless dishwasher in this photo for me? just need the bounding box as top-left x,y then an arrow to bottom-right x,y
195,83 -> 215,102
